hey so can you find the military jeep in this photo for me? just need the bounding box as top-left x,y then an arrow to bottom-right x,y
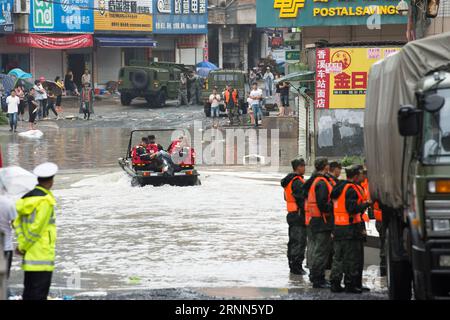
118,61 -> 190,108
202,70 -> 250,117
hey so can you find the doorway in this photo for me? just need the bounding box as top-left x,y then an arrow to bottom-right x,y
67,54 -> 86,87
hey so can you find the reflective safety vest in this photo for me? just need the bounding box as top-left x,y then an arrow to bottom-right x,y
333,183 -> 364,226
14,186 -> 57,272
284,176 -> 305,213
224,89 -> 238,105
307,176 -> 333,223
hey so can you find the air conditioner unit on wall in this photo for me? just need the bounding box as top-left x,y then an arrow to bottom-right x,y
14,0 -> 30,14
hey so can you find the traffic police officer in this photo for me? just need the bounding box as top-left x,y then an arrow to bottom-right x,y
281,158 -> 308,275
15,162 -> 58,300
329,165 -> 371,293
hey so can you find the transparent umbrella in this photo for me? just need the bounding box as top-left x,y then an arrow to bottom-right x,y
0,166 -> 37,197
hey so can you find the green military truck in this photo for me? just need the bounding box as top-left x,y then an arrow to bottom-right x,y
364,32 -> 450,300
202,70 -> 250,117
118,61 -> 191,108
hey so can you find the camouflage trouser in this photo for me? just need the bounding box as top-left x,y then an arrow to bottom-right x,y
228,106 -> 240,125
177,88 -> 188,106
310,231 -> 332,284
376,221 -> 386,272
286,213 -> 307,272
306,227 -> 315,269
330,239 -> 361,287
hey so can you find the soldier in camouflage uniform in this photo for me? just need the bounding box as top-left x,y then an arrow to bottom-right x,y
177,73 -> 189,107
329,165 -> 371,293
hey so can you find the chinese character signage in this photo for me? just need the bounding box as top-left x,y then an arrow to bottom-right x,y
315,47 -> 401,109
153,0 -> 208,34
30,0 -> 94,33
257,0 -> 407,27
0,0 -> 13,33
94,0 -> 153,32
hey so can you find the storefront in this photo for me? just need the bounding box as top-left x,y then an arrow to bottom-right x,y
256,0 -> 408,158
152,0 -> 208,65
92,0 -> 154,85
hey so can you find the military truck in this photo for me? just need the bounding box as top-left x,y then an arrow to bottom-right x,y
202,70 -> 250,117
118,61 -> 191,108
364,32 -> 450,300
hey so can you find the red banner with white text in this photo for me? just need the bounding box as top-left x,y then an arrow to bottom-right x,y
6,34 -> 93,49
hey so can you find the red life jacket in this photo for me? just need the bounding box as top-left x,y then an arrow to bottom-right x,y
284,176 -> 305,213
131,145 -> 147,166
146,143 -> 159,154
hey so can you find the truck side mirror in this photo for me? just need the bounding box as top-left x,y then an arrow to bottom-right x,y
398,106 -> 423,137
424,94 -> 445,113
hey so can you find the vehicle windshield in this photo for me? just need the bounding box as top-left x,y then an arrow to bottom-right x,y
422,89 -> 450,164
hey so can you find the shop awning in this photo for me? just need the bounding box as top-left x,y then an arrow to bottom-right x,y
95,37 -> 157,48
6,34 -> 93,49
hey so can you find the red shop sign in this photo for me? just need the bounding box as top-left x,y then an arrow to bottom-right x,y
7,34 -> 93,49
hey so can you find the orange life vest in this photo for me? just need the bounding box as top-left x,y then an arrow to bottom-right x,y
361,178 -> 382,222
333,183 -> 365,226
224,89 -> 238,105
284,176 -> 305,213
307,176 -> 333,223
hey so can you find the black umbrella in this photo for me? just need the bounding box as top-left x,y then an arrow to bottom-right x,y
43,80 -> 62,96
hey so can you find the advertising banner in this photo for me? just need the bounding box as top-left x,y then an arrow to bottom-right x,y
315,47 -> 401,109
7,33 -> 94,49
0,0 -> 13,33
29,0 -> 94,33
94,0 -> 153,32
257,0 -> 408,28
153,0 -> 208,34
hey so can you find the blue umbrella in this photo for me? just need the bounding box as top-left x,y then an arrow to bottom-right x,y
196,67 -> 212,78
1,74 -> 16,93
196,61 -> 218,70
8,68 -> 33,79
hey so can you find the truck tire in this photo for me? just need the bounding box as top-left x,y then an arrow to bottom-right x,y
154,90 -> 166,108
131,70 -> 148,89
204,103 -> 211,117
120,94 -> 132,106
386,228 -> 413,300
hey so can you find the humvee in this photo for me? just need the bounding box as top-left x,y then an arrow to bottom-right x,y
202,70 -> 250,117
118,61 -> 191,108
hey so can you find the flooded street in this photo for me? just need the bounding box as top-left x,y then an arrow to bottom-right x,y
1,103 -> 387,300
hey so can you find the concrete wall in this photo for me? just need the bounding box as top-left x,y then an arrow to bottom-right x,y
316,109 -> 365,158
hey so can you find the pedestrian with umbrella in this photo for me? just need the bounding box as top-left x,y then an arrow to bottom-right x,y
0,166 -> 38,295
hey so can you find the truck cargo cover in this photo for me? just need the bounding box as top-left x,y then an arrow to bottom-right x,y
364,32 -> 450,209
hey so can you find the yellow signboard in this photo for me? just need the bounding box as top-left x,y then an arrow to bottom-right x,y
94,0 -> 152,32
315,47 -> 401,109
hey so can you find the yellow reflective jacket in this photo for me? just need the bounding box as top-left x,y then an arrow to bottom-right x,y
14,186 -> 57,272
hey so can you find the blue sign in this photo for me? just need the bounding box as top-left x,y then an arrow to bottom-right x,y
153,0 -> 208,34
0,0 -> 14,33
29,0 -> 94,33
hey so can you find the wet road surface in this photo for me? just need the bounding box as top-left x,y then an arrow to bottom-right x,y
1,102 -> 388,300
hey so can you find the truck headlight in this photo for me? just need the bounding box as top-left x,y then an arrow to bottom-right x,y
428,180 -> 450,193
433,219 -> 450,232
440,255 -> 450,267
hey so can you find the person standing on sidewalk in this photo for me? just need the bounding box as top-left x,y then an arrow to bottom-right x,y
79,83 -> 94,120
54,76 -> 65,114
209,87 -> 221,128
281,158 -> 308,275
6,90 -> 20,133
263,67 -> 274,97
15,85 -> 26,122
33,80 -> 45,120
248,83 -> 263,127
14,162 -> 58,300
27,88 -> 39,131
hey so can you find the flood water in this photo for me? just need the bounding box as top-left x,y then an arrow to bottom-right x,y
1,123 -> 387,299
